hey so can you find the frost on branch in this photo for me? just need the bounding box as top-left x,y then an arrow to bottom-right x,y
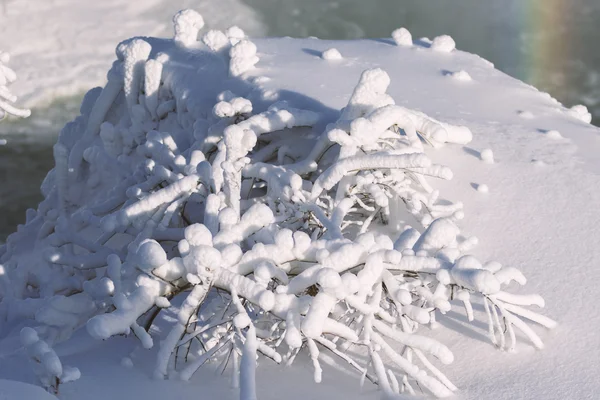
0,10 -> 555,399
173,9 -> 204,47
0,51 -> 31,119
230,39 -> 259,77
20,327 -> 81,393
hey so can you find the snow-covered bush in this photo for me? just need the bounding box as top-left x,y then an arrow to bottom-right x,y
0,51 -> 31,119
0,10 -> 555,399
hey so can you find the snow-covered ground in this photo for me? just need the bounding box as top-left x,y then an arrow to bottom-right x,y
0,379 -> 58,400
1,10 -> 600,400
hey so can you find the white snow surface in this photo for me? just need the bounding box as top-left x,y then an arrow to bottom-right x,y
1,26 -> 600,400
0,379 -> 58,400
0,0 -> 265,107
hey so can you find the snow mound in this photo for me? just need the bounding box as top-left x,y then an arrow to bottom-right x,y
431,35 -> 456,52
391,27 -> 412,46
476,183 -> 489,193
121,357 -> 134,368
567,104 -> 592,123
480,148 -> 494,163
448,70 -> 472,82
545,130 -> 562,139
322,48 -> 343,60
0,379 -> 58,400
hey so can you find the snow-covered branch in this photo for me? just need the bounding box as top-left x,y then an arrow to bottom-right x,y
0,51 -> 30,119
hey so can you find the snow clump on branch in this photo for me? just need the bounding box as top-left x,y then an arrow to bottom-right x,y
0,51 -> 31,119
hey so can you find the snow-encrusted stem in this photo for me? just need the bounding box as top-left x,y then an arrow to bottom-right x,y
101,174 -> 201,232
0,98 -> 30,118
213,204 -> 274,248
372,319 -> 453,364
155,283 -> 212,379
173,9 -> 204,47
20,327 -> 80,393
367,105 -> 473,148
144,58 -> 164,119
87,284 -> 159,340
177,318 -> 232,347
53,144 -> 69,216
0,52 -> 30,119
223,125 -> 256,216
68,71 -> 124,173
236,105 -> 320,136
179,336 -> 231,381
240,325 -> 258,400
310,153 -> 434,200
372,333 -> 454,398
313,337 -> 377,384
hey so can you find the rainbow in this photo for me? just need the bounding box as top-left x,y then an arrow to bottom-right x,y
516,0 -> 571,90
